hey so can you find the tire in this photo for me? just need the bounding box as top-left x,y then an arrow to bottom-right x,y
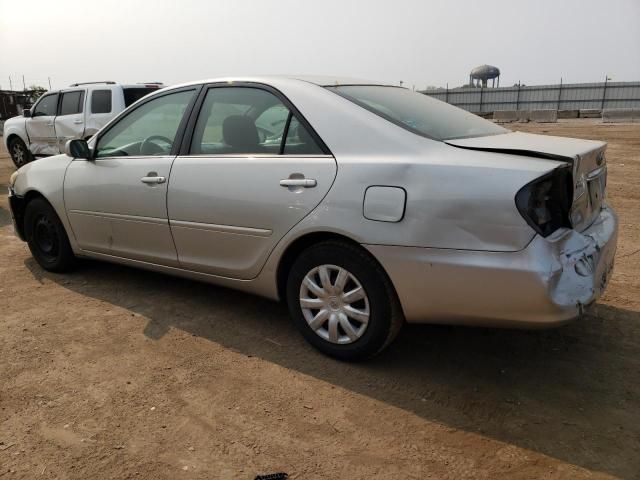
8,137 -> 34,168
24,198 -> 76,272
286,241 -> 404,360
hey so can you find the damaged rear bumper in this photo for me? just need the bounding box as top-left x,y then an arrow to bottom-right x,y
365,206 -> 618,327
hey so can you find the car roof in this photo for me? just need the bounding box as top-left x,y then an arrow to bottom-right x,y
164,75 -> 394,90
51,76 -> 390,97
287,75 -> 391,86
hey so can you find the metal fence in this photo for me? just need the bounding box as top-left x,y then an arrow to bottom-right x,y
421,81 -> 640,113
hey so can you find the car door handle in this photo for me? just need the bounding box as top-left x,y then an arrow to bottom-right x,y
279,178 -> 317,188
73,120 -> 83,124
141,176 -> 166,185
46,122 -> 54,126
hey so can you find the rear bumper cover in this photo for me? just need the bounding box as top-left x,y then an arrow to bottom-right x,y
365,206 -> 618,327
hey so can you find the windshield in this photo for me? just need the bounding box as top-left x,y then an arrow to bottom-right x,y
326,85 -> 507,141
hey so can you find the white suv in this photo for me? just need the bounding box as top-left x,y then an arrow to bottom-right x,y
3,81 -> 162,167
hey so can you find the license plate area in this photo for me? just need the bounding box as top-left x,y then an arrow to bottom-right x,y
587,167 -> 606,214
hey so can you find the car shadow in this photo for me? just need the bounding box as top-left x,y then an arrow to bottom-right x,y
24,258 -> 640,479
0,206 -> 12,228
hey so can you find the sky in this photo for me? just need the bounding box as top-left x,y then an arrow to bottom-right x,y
1,0 -> 639,91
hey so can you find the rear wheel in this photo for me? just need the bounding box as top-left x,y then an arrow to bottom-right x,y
24,198 -> 76,272
286,241 -> 404,360
8,137 -> 33,168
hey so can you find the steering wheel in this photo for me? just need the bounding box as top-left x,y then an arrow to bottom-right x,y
140,135 -> 173,155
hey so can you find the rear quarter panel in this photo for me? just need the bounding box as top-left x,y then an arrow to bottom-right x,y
276,144 -> 562,252
264,78 -> 564,250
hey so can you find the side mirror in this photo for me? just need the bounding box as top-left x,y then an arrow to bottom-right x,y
23,109 -> 31,118
65,139 -> 92,160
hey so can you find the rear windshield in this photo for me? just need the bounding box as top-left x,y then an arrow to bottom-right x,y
326,85 -> 507,141
123,87 -> 159,107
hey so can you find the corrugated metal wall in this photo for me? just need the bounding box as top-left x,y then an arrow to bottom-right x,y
422,81 -> 640,112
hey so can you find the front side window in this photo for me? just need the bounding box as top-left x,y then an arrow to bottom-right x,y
59,91 -> 84,115
190,87 -> 324,155
95,90 -> 195,158
326,85 -> 507,141
32,93 -> 59,117
91,90 -> 112,114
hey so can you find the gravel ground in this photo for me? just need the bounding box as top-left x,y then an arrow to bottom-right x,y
1,121 -> 639,479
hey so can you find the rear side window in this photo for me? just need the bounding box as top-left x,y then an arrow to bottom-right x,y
283,116 -> 325,155
91,90 -> 112,114
190,86 -> 324,156
190,87 -> 284,155
32,93 -> 59,117
123,87 -> 158,107
59,91 -> 84,115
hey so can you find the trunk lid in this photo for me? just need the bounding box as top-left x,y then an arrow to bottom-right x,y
446,131 -> 607,233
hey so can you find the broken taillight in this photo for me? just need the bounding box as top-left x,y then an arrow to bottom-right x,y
515,166 -> 574,237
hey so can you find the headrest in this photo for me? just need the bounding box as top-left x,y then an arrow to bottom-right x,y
222,115 -> 259,150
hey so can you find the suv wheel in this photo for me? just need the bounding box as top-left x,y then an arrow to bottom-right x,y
24,198 -> 76,272
286,241 -> 404,360
9,137 -> 33,168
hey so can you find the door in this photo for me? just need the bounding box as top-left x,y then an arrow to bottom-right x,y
54,89 -> 85,152
64,88 -> 197,266
168,85 -> 337,280
26,92 -> 59,156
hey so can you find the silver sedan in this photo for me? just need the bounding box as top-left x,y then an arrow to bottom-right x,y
8,76 -> 618,359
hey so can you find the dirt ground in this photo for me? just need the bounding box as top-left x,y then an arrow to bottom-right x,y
1,120 -> 639,480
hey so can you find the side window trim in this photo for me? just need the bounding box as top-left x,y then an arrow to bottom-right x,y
170,86 -> 203,157
278,112 -> 293,155
177,82 -> 332,157
93,85 -> 202,158
77,90 -> 85,114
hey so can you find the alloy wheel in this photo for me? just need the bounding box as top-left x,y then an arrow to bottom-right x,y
11,142 -> 27,167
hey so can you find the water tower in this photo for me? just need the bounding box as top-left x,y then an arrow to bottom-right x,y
469,65 -> 501,88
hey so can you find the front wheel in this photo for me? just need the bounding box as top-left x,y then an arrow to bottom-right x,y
24,198 -> 76,272
8,137 -> 34,168
286,241 -> 404,360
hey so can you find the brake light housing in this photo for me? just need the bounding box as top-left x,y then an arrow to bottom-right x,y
515,166 -> 574,237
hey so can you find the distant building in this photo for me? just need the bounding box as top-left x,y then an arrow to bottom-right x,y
0,90 -> 38,121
